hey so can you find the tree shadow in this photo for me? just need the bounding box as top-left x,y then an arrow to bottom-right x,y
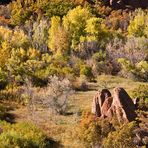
46,138 -> 64,148
64,112 -> 74,116
0,103 -> 16,123
0,0 -> 12,5
2,112 -> 16,123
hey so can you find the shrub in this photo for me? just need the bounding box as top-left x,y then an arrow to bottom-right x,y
117,58 -> 148,81
80,65 -> 94,81
44,0 -> 75,18
91,51 -> 113,75
10,0 -> 33,25
0,41 -> 11,69
6,47 -> 47,87
77,111 -> 114,147
0,87 -> 22,103
103,122 -> 136,148
134,61 -> 148,81
106,10 -> 130,31
0,121 -> 51,148
117,58 -> 134,78
31,19 -> 49,51
0,68 -> 7,90
0,105 -> 10,120
106,37 -> 148,77
72,76 -> 88,91
41,76 -> 74,115
45,55 -> 74,78
92,51 -> 106,62
0,26 -> 30,49
130,85 -> 148,109
22,76 -> 74,115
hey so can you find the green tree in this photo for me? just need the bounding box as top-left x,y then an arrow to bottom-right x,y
6,48 -> 44,86
48,16 -> 61,52
63,6 -> 92,50
44,0 -> 75,18
85,17 -> 110,47
85,17 -> 103,40
0,41 -> 11,68
32,19 -> 49,51
10,0 -> 33,25
48,16 -> 70,55
128,9 -> 148,37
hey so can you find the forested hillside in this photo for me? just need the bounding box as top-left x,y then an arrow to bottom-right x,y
0,0 -> 148,147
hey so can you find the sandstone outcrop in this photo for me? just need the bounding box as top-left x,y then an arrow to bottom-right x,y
92,87 -> 137,122
92,89 -> 112,117
112,87 -> 137,122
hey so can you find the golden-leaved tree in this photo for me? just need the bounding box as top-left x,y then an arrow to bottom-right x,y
128,9 -> 148,37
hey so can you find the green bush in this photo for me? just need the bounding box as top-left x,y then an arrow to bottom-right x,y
92,51 -> 113,75
103,122 -> 136,148
0,68 -> 7,90
92,51 -> 106,62
131,85 -> 148,109
0,105 -> 11,120
80,65 -> 94,81
117,58 -> 148,81
128,9 -> 148,37
45,0 -> 75,18
134,61 -> 148,82
0,87 -> 22,103
0,121 -> 51,148
77,111 -> 114,148
72,76 -> 88,91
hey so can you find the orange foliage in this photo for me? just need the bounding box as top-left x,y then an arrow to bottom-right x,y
0,16 -> 10,25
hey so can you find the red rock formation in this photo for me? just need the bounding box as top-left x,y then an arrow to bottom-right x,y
112,87 -> 136,122
101,97 -> 113,117
92,89 -> 112,117
92,87 -> 137,122
92,92 -> 101,117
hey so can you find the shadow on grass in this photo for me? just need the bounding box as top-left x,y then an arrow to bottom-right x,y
2,112 -> 16,123
0,104 -> 16,123
47,138 -> 64,148
64,112 -> 74,116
